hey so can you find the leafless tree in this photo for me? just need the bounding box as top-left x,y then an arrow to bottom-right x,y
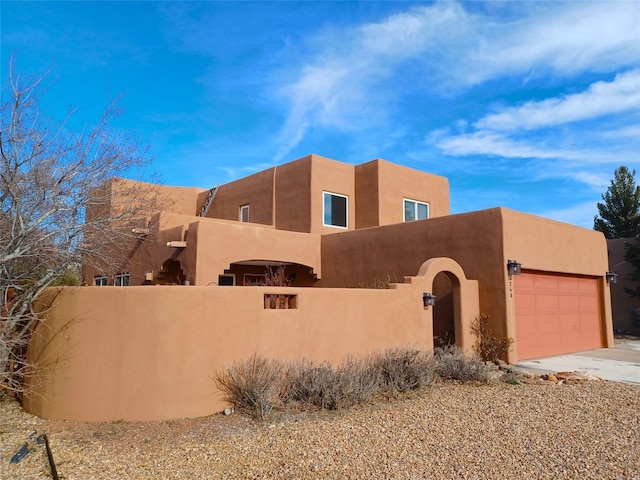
0,60 -> 159,398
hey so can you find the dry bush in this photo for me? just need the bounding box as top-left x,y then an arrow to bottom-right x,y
470,314 -> 514,362
216,346 -> 489,420
214,355 -> 285,419
434,344 -> 493,383
372,347 -> 435,395
285,358 -> 379,410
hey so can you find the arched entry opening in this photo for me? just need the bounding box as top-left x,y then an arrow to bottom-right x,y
416,257 -> 479,353
433,272 -> 455,347
157,259 -> 186,285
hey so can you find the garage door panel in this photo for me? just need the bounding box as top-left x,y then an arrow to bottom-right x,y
536,314 -> 560,335
535,295 -> 559,315
578,279 -> 598,294
580,330 -> 602,349
532,276 -> 558,295
558,314 -> 581,334
579,296 -> 598,313
537,334 -> 565,358
515,272 -> 602,360
558,295 -> 579,313
557,276 -> 579,293
516,335 -> 540,358
515,315 -> 538,336
559,333 -> 584,353
514,295 -> 535,316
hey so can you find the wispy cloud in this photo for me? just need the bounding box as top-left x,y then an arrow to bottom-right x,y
432,68 -> 640,167
476,70 -> 640,132
271,1 -> 640,159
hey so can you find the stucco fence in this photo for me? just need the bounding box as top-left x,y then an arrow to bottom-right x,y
25,259 -> 479,422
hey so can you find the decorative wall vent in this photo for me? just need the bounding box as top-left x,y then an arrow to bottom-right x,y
264,294 -> 297,309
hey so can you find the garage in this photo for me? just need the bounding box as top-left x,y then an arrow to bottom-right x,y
514,272 -> 603,360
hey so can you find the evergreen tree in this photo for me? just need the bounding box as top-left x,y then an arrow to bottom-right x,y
594,166 -> 640,239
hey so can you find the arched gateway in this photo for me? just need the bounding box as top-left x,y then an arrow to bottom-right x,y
415,257 -> 479,352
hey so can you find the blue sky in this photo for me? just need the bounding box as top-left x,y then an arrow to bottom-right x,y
2,1 -> 639,229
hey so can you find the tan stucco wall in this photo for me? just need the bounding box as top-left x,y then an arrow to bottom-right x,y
353,159 -> 450,228
274,155 -> 313,232
187,217 -> 322,285
109,177 -> 206,217
376,159 -> 450,224
354,160 -> 380,229
195,154 -> 451,234
311,155 -> 357,234
207,168 -> 275,225
26,276 -> 440,422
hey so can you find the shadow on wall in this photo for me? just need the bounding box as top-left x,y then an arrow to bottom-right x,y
607,238 -> 640,335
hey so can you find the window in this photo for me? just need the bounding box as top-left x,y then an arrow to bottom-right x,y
114,273 -> 130,287
218,274 -> 236,286
94,276 -> 108,286
404,199 -> 429,222
240,204 -> 250,222
323,192 -> 348,228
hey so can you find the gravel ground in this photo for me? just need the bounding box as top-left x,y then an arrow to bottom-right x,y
1,381 -> 639,479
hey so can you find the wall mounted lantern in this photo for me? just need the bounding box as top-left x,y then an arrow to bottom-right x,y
507,260 -> 522,277
606,272 -> 618,284
423,292 -> 436,308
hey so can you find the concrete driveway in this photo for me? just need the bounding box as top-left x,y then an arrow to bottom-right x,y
516,339 -> 640,385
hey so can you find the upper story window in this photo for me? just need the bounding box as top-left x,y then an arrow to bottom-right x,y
240,204 -> 250,222
94,276 -> 108,286
404,199 -> 429,222
323,192 -> 348,228
114,273 -> 130,287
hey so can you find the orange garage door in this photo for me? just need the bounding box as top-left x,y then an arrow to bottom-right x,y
514,272 -> 602,360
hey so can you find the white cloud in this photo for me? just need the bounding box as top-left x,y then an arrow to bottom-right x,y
465,2 -> 640,85
435,130 -> 592,162
476,70 -> 640,131
272,1 -> 640,159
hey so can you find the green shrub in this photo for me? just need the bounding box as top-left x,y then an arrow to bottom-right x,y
433,345 -> 493,383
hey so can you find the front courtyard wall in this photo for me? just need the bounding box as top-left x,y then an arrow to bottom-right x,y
25,281 -> 434,422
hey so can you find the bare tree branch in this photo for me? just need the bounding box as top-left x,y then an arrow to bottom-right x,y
0,57 -> 159,398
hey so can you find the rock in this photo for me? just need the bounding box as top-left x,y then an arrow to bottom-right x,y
547,374 -> 558,383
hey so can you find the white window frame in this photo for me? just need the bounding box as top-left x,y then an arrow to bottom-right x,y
240,204 -> 250,222
94,276 -> 108,286
403,198 -> 429,222
323,191 -> 348,229
114,273 -> 130,287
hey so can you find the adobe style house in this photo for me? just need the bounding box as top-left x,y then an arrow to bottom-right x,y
26,154 -> 614,422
